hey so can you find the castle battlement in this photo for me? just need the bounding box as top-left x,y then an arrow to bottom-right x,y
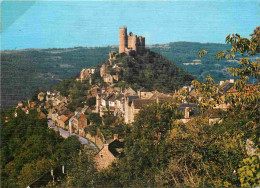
119,26 -> 145,55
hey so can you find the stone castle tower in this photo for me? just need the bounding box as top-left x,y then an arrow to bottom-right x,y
119,26 -> 145,55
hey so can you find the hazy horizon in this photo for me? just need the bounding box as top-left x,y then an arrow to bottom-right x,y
1,41 -> 230,51
2,1 -> 259,50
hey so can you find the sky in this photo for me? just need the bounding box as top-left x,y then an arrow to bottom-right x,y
1,0 -> 260,50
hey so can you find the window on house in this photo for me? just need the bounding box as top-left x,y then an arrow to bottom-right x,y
100,154 -> 103,158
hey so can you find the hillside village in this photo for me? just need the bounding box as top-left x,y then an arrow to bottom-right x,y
11,26 -> 247,170
14,69 -> 239,169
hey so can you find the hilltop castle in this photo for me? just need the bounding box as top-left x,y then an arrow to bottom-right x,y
119,26 -> 145,55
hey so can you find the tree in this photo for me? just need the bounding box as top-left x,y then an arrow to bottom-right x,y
86,97 -> 96,107
200,27 -> 260,81
96,103 -> 182,187
194,27 -> 260,187
85,113 -> 102,126
57,136 -> 81,165
189,74 -> 221,113
237,155 -> 260,187
60,149 -> 97,187
197,27 -> 260,110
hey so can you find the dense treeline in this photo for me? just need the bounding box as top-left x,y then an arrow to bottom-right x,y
0,109 -> 81,187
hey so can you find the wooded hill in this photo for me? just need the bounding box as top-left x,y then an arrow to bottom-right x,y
92,50 -> 194,92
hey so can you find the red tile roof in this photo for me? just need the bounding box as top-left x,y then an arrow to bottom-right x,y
60,115 -> 68,122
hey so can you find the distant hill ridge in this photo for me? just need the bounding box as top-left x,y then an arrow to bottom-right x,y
1,41 -> 236,109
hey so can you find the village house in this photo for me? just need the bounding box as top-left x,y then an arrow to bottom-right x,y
38,112 -> 46,119
96,93 -> 107,113
101,95 -> 108,107
214,79 -> 236,110
112,74 -> 119,82
38,92 -> 45,102
54,95 -> 67,107
149,92 -> 175,103
103,74 -> 113,83
69,113 -> 80,133
56,108 -> 74,129
137,88 -> 153,99
124,95 -> 139,123
78,113 -> 89,137
106,86 -> 121,94
69,113 -> 89,136
18,101 -> 23,108
156,94 -> 176,103
88,86 -> 101,97
14,105 -> 29,117
124,87 -> 137,96
114,94 -> 124,117
177,103 -> 198,124
98,94 -> 117,116
51,109 -> 59,123
100,64 -> 107,78
44,102 -> 51,110
129,99 -> 155,123
219,79 -> 235,94
46,92 -> 52,101
95,134 -> 124,170
57,115 -> 69,129
46,90 -> 59,102
107,94 -> 117,108
79,67 -> 96,82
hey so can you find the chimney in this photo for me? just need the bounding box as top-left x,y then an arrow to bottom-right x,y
184,107 -> 190,119
138,90 -> 141,98
114,134 -> 118,140
104,143 -> 109,151
230,79 -> 234,83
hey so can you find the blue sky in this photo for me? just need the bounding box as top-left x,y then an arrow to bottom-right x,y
1,0 -> 259,50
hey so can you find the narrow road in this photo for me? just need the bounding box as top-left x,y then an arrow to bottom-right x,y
48,120 -> 97,149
